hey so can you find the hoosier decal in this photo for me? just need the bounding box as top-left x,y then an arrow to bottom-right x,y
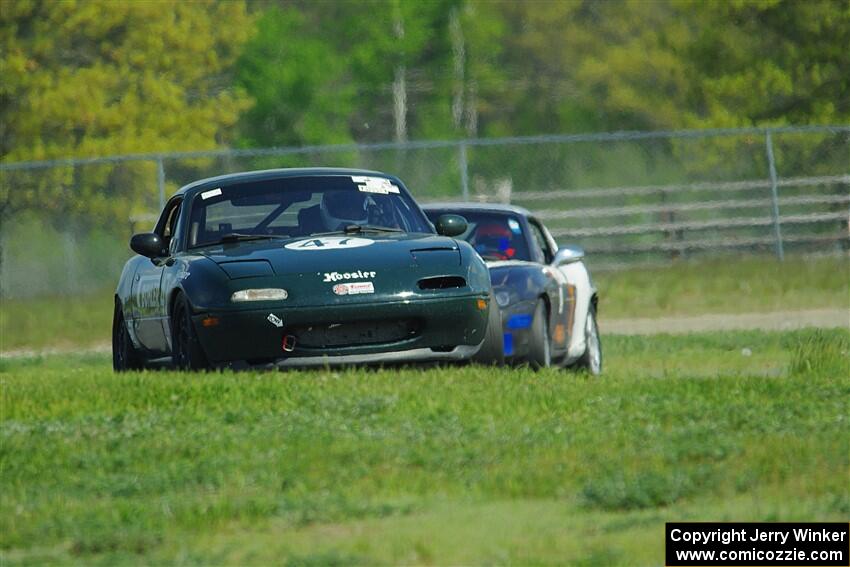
323,270 -> 376,282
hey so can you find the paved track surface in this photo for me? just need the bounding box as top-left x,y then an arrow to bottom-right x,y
2,309 -> 847,359
1,342 -> 111,360
602,308 -> 848,335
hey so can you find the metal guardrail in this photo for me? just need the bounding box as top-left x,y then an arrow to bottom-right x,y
512,174 -> 850,201
536,193 -> 849,220
549,212 -> 848,238
590,233 -> 844,254
482,169 -> 847,259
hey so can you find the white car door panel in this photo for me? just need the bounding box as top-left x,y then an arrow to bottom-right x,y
558,261 -> 594,359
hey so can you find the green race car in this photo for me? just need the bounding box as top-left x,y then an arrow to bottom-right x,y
112,168 -> 502,370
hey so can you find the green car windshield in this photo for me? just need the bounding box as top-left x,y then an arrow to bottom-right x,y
188,175 -> 432,248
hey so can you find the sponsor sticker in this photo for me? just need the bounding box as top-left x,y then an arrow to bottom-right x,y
267,313 -> 283,328
351,175 -> 400,194
201,188 -> 223,200
285,237 -> 374,251
323,270 -> 376,282
333,282 -> 375,295
508,218 -> 521,233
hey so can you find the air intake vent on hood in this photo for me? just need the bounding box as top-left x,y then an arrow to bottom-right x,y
418,276 -> 467,290
218,260 -> 274,279
411,247 -> 461,268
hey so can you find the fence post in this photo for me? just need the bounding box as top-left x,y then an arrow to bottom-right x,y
156,156 -> 166,210
458,142 -> 469,201
764,130 -> 784,261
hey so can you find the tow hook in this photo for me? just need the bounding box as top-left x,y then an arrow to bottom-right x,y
282,335 -> 297,352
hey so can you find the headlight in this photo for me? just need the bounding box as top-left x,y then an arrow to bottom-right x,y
494,291 -> 512,307
231,288 -> 288,302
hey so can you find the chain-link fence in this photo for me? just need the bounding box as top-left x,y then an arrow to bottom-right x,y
1,125 -> 848,298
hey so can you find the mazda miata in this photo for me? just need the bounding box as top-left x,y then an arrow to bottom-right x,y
423,203 -> 601,374
113,169 -> 503,370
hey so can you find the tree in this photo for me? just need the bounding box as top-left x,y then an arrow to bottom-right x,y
235,1 -> 458,147
0,0 -> 255,297
685,0 -> 850,128
0,0 -> 253,222
235,6 -> 355,148
572,0 -> 850,130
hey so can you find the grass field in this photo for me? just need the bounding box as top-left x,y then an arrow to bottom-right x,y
596,254 -> 849,319
2,328 -> 848,565
2,254 -> 847,352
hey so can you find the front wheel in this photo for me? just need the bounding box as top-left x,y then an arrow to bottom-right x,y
472,297 -> 505,366
575,304 -> 602,375
171,294 -> 209,371
528,299 -> 552,370
113,301 -> 143,372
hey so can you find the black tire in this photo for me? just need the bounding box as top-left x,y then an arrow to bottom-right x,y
575,304 -> 602,375
472,297 -> 505,366
528,299 -> 552,370
171,293 -> 209,371
112,301 -> 143,372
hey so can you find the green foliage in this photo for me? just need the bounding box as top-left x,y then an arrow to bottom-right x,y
235,1 -> 460,146
1,0 -> 253,162
3,0 -> 847,168
232,0 -> 849,146
235,7 -> 355,148
550,0 -> 850,131
789,328 -> 850,378
229,0 -> 849,205
580,468 -> 706,511
0,0 -> 253,222
684,0 -> 850,128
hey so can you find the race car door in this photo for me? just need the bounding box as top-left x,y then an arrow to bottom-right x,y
527,217 -> 573,353
130,198 -> 181,354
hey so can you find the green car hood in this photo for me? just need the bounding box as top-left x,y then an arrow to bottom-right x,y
196,233 -> 481,308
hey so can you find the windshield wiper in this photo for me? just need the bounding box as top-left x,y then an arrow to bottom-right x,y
308,224 -> 404,237
351,224 -> 404,233
217,233 -> 285,244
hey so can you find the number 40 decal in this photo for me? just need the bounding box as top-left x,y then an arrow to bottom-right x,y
284,237 -> 375,251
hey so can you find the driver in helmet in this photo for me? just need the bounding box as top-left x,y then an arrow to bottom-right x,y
470,222 -> 516,260
320,190 -> 369,231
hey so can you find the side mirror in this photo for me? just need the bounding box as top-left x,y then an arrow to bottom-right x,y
553,245 -> 585,266
434,214 -> 468,237
130,233 -> 165,258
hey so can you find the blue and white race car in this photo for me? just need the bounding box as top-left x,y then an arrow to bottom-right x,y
424,203 -> 601,374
